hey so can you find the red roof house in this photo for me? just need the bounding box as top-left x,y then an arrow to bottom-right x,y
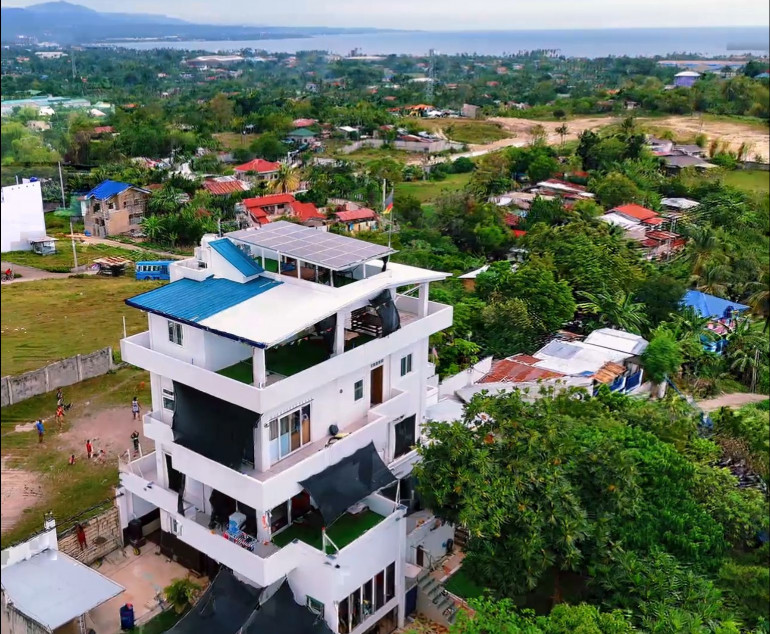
480,354 -> 565,384
234,158 -> 281,175
242,194 -> 324,225
202,179 -> 250,195
611,204 -> 658,222
335,208 -> 378,222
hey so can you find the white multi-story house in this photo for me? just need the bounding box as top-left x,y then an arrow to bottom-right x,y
117,222 -> 455,634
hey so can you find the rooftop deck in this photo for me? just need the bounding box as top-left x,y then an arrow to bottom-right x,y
271,509 -> 385,551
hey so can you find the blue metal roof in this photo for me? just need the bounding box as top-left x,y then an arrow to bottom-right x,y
85,180 -> 144,200
126,276 -> 281,323
681,290 -> 749,320
209,238 -> 264,277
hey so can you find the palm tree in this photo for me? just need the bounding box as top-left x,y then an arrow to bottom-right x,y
691,260 -> 730,297
269,163 -> 300,194
555,124 -> 569,148
747,272 -> 770,332
727,320 -> 767,389
682,225 -> 722,276
577,290 -> 649,333
148,186 -> 182,215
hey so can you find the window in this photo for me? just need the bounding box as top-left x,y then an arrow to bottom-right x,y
354,379 -> 364,401
338,563 -> 396,633
394,415 -> 416,459
162,389 -> 175,411
307,596 -> 324,617
167,320 -> 183,346
400,354 -> 413,376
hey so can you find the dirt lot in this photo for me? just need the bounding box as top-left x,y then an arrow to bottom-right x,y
479,115 -> 769,161
0,458 -> 44,534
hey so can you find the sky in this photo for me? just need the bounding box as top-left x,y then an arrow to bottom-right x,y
2,0 -> 768,30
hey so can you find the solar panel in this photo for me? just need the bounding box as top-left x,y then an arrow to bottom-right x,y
227,222 -> 396,271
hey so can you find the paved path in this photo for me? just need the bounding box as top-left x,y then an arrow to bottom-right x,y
0,261 -> 72,284
697,393 -> 769,412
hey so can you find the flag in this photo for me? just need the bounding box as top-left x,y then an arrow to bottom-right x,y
383,190 -> 394,215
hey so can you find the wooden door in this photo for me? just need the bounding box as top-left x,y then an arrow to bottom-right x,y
371,365 -> 384,405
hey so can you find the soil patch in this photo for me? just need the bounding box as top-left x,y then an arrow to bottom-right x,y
56,406 -> 155,460
1,458 -> 44,533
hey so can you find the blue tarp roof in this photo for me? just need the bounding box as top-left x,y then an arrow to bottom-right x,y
209,238 -> 264,277
682,290 -> 749,319
85,179 -> 146,200
126,276 -> 280,323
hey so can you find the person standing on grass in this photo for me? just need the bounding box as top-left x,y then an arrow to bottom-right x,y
35,420 -> 44,443
86,439 -> 93,460
56,388 -> 63,407
131,431 -> 140,455
55,404 -> 65,429
131,396 -> 140,420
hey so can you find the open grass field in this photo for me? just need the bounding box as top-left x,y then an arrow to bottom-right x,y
1,276 -> 162,376
335,146 -> 422,163
396,173 -> 472,203
420,119 -> 512,145
722,169 -> 770,193
213,131 -> 257,151
2,243 -> 161,273
0,366 -> 151,547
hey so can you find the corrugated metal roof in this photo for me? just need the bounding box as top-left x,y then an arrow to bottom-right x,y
203,180 -> 250,195
86,179 -> 147,200
209,238 -> 264,277
1,549 -> 124,631
682,290 -> 749,319
126,276 -> 281,323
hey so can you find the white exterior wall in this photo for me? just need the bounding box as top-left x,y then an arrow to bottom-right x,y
1,181 -> 46,252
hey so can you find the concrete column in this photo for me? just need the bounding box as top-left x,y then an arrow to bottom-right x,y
396,509 -> 407,628
417,283 -> 429,318
253,347 -> 267,388
334,311 -> 346,356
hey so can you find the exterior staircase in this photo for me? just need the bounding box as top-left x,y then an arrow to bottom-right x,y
453,526 -> 470,550
416,570 -> 459,626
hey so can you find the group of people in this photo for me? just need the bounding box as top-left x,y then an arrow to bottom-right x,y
68,438 -> 106,466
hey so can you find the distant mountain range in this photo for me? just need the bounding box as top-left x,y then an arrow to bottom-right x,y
1,1 -> 387,44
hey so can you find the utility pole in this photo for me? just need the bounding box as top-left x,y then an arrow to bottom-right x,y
69,217 -> 78,271
426,49 -> 435,101
57,161 -> 66,208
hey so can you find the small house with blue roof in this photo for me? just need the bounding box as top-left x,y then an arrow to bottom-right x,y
83,179 -> 150,238
681,290 -> 750,354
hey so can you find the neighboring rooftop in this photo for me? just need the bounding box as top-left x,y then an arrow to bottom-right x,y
85,179 -> 148,201
202,179 -> 251,195
1,549 -> 124,632
661,197 -> 700,210
234,158 -> 281,173
335,208 -> 378,222
682,290 -> 750,320
210,238 -> 265,277
583,328 -> 649,356
611,203 -> 658,221
227,221 -> 395,271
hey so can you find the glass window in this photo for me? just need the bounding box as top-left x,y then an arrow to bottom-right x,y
385,562 -> 396,602
167,320 -> 183,346
363,580 -> 373,619
338,597 -> 349,634
394,415 -> 416,459
374,571 -> 385,611
307,596 -> 324,617
354,379 -> 364,401
269,419 -> 278,441
162,389 -> 175,411
271,404 -> 312,462
400,354 -> 413,376
350,588 -> 362,629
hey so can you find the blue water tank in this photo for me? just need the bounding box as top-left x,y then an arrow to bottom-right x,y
119,604 -> 135,630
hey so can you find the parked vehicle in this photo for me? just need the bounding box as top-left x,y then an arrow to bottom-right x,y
135,261 -> 172,281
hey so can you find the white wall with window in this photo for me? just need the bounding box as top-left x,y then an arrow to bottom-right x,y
149,313 -> 204,365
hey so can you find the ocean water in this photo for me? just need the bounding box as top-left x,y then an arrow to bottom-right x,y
117,27 -> 769,58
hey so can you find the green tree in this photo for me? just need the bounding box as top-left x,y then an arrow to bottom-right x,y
208,93 -> 235,130
592,172 -> 641,208
527,154 -> 559,184
634,274 -> 686,329
269,163 -> 300,194
577,289 -> 648,333
250,133 -> 289,162
641,328 -> 683,386
480,298 -> 538,356
164,577 -> 202,614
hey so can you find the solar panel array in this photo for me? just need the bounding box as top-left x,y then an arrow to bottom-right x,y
227,222 -> 395,271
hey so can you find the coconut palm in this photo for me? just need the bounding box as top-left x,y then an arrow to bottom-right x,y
141,214 -> 166,243
682,225 -> 722,276
269,163 -> 300,194
727,320 -> 767,388
577,289 -> 649,333
746,271 -> 770,332
555,124 -> 569,147
691,260 -> 731,297
148,186 -> 182,215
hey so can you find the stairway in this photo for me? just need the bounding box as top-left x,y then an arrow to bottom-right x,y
453,526 -> 470,550
416,571 -> 459,626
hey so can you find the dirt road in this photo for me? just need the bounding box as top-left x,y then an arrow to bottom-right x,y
698,393 -> 769,412
0,261 -> 72,284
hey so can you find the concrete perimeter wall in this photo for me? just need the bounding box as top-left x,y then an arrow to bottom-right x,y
1,346 -> 113,407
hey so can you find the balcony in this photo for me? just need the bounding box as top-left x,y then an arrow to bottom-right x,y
272,508 -> 385,552
142,388 -> 409,512
121,297 -> 451,415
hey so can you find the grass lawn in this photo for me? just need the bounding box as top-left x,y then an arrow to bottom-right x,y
1,276 -> 162,376
419,119 -> 511,145
136,608 -> 187,634
3,243 -> 161,273
444,568 -> 487,600
335,146 -> 421,163
213,131 -> 257,151
271,510 -> 384,551
396,173 -> 472,203
722,170 -> 770,194
0,367 -> 151,547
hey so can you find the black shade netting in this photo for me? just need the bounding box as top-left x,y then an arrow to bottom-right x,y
370,290 -> 400,336
300,442 -> 395,526
172,382 -> 257,469
315,314 -> 337,355
243,581 -> 332,634
166,568 -> 262,634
